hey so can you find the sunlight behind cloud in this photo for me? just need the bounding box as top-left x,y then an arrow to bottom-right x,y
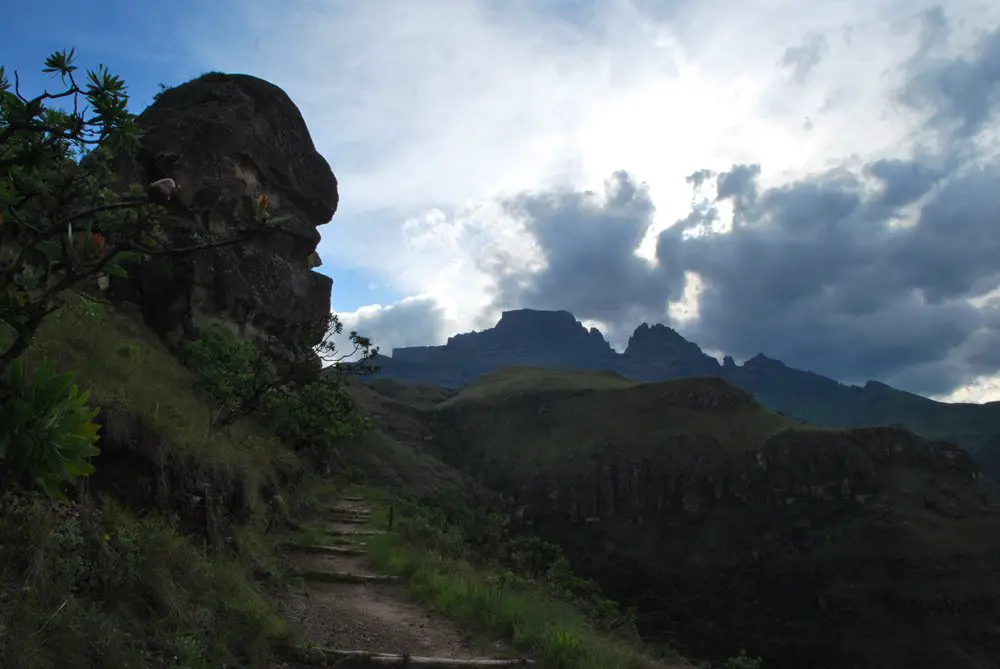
178,0 -> 1000,400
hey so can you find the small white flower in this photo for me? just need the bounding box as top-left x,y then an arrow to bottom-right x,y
97,273 -> 110,291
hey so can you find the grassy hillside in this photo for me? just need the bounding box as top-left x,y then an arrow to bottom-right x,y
438,366 -> 638,406
7,299 -> 687,669
1,296 -> 303,667
362,366 -> 1000,669
432,368 -> 798,486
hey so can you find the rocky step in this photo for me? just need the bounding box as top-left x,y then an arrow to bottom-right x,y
331,509 -> 371,518
339,496 -> 366,502
298,569 -> 397,584
327,528 -> 386,537
282,543 -> 368,556
325,516 -> 370,526
289,647 -> 534,667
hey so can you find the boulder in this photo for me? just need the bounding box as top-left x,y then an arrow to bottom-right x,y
113,72 -> 335,352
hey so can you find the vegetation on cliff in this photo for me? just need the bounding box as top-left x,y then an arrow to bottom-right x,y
356,367 -> 1000,669
0,50 -> 357,668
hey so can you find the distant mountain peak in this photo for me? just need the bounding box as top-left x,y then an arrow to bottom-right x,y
624,322 -> 705,357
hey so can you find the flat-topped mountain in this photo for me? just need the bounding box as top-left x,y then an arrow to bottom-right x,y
372,309 -> 1000,480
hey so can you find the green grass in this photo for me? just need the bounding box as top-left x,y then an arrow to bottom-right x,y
0,494 -> 292,669
365,532 -> 687,669
439,366 -> 638,408
0,295 -> 304,668
22,296 -> 293,478
433,372 -> 798,482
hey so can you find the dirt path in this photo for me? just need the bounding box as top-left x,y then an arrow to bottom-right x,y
276,497 -> 517,666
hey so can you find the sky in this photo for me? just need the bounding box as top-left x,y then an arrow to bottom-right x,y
4,0 -> 1000,402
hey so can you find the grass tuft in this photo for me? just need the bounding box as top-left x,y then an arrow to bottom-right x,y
365,532 -> 686,669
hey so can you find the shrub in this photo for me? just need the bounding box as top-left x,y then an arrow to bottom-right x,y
0,357 -> 100,497
177,323 -> 375,459
393,501 -> 637,634
723,651 -> 763,669
177,323 -> 277,429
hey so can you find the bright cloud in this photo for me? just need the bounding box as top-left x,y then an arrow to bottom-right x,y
172,0 -> 1000,399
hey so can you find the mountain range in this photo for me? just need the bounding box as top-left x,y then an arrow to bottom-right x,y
370,309 -> 1000,480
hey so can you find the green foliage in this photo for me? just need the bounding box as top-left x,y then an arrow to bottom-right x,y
177,322 -> 376,457
265,375 -> 371,452
723,651 -> 763,669
0,492 -> 291,669
389,500 -> 637,635
0,48 -> 156,370
177,323 -> 277,429
366,532 -> 663,669
0,357 -> 99,497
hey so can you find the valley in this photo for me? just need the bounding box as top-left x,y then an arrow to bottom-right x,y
352,369 -> 1000,669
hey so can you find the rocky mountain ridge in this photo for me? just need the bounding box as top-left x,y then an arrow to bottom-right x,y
373,309 -> 1000,479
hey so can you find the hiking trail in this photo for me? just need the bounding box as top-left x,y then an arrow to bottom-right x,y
275,497 -> 533,668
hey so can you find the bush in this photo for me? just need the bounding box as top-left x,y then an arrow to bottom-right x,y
0,492 -> 290,668
393,501 -> 637,634
723,651 -> 763,669
178,323 -> 374,458
264,375 -> 371,454
177,323 -> 277,429
0,357 -> 100,497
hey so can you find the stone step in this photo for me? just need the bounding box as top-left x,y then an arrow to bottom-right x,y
282,543 -> 367,556
288,646 -> 535,667
332,509 -> 371,517
327,528 -> 385,537
299,569 -> 397,584
326,516 -> 369,526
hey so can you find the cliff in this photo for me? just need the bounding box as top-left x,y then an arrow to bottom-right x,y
373,309 -> 1000,481
111,73 -> 336,354
389,369 -> 1000,669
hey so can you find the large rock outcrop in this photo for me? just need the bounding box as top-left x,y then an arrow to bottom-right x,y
114,73 -> 336,352
379,309 -> 618,387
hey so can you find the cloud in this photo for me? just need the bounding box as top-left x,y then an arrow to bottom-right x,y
900,8 -> 1000,139
781,33 -> 829,84
338,296 -> 449,356
180,0 -> 1000,399
494,19 -> 1000,395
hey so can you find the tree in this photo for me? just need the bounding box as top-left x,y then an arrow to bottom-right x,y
0,48 -> 278,373
178,317 -> 380,471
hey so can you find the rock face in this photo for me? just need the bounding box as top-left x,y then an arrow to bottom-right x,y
620,323 -> 721,379
114,73 -> 336,352
382,309 -> 618,387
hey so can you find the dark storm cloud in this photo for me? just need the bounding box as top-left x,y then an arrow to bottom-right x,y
716,163 -> 761,200
488,21 -> 1000,396
901,18 -> 1000,138
656,161 -> 994,391
494,171 -> 685,341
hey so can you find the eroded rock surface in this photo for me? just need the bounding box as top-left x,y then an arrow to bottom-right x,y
115,73 -> 336,352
